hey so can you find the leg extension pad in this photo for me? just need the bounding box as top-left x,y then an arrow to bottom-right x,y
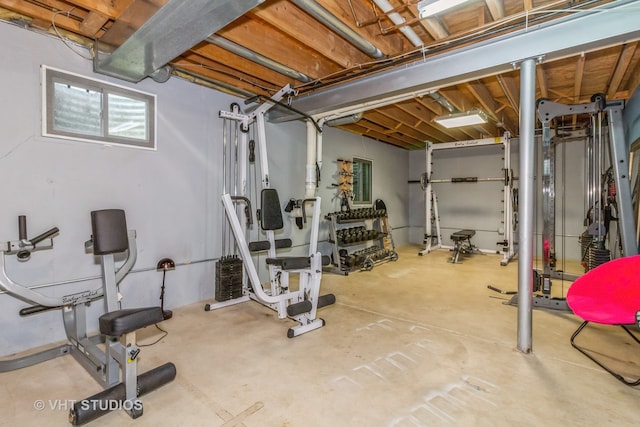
286,294 -> 336,317
69,362 -> 176,426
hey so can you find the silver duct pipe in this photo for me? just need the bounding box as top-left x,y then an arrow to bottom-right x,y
325,112 -> 363,127
372,0 -> 423,47
428,91 -> 455,113
207,35 -> 311,82
291,0 -> 385,59
174,68 -> 256,98
94,0 -> 264,82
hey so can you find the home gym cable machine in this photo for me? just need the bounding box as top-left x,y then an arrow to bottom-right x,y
507,94 -> 638,309
418,133 -> 517,266
0,211 -> 176,425
204,85 -> 335,338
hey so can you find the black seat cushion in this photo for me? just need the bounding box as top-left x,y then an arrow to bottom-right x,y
451,229 -> 475,241
99,307 -> 164,336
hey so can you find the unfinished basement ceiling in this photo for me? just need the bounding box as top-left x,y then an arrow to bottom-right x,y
1,0 -> 640,150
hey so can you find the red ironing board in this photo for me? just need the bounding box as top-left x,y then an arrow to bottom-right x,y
566,255 -> 640,386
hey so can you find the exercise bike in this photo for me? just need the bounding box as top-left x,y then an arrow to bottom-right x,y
0,209 -> 176,425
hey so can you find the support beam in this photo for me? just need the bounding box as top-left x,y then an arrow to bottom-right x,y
270,0 -> 640,122
517,58 -> 536,354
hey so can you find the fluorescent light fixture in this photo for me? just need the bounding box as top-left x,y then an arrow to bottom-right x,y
418,0 -> 469,18
434,109 -> 489,128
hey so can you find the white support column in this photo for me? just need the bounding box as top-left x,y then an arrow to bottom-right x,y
517,58 -> 537,353
305,120 -> 318,198
256,111 -> 270,188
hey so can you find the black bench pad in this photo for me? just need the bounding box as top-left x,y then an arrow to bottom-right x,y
99,307 -> 164,336
248,238 -> 292,252
266,257 -> 310,270
266,255 -> 332,270
451,229 -> 475,241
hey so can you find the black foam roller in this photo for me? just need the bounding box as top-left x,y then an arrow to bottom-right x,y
287,301 -> 313,317
317,294 -> 336,309
69,362 -> 176,425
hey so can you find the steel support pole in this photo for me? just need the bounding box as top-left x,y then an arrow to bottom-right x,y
608,105 -> 639,255
517,58 -> 536,353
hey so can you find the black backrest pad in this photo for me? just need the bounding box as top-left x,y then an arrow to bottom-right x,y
91,209 -> 128,255
261,189 -> 284,231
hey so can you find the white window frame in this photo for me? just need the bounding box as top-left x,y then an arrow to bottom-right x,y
41,65 -> 156,150
352,157 -> 373,205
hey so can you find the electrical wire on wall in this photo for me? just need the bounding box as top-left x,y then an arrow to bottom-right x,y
51,9 -> 94,61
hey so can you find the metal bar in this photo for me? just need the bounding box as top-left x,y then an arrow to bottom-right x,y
419,142 -> 434,255
221,194 -> 297,305
502,136 -> 515,265
541,127 -> 555,290
608,104 -> 639,255
429,177 -> 506,183
429,136 -> 508,151
271,0 -> 640,122
517,58 -> 536,353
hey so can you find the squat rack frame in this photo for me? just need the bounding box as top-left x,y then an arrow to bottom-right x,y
419,133 -> 517,266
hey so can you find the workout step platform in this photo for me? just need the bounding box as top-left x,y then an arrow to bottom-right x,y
99,307 -> 164,337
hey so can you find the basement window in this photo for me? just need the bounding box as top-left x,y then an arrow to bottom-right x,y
352,157 -> 372,205
42,66 -> 156,150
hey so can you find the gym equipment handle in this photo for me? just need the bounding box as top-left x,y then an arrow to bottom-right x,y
30,227 -> 60,246
19,304 -> 61,316
451,177 -> 478,183
230,196 -> 253,226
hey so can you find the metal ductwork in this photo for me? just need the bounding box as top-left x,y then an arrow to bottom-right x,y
94,0 -> 265,83
325,112 -> 363,127
372,0 -> 423,47
291,0 -> 385,59
207,35 -> 311,83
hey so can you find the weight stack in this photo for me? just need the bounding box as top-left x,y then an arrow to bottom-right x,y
587,246 -> 610,271
215,255 -> 244,302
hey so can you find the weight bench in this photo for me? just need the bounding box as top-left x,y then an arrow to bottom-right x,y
69,210 -> 176,425
449,229 -> 478,263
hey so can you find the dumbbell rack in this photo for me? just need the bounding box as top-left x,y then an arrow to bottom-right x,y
326,208 -> 398,275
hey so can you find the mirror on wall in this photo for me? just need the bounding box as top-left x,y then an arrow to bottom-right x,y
352,157 -> 372,205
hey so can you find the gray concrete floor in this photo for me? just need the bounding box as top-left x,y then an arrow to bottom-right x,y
2,244 -> 639,426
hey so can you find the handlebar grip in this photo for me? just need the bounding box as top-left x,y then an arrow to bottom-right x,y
20,304 -> 61,316
18,216 -> 27,240
30,227 -> 60,246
